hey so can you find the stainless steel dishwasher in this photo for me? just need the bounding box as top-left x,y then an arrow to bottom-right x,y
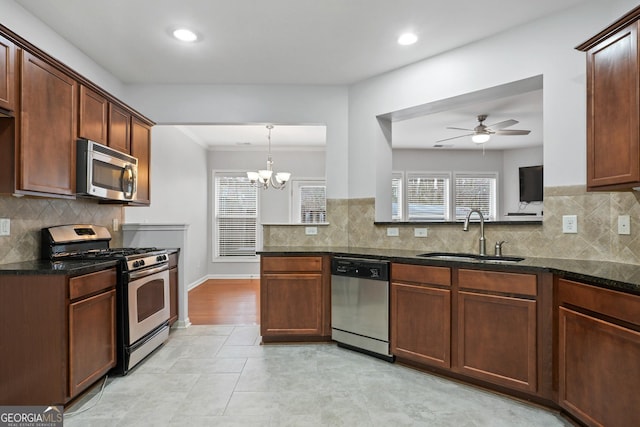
331,257 -> 393,361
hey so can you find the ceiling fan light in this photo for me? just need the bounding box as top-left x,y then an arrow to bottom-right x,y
472,133 -> 490,144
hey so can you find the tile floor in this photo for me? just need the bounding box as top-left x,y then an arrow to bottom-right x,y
64,325 -> 571,426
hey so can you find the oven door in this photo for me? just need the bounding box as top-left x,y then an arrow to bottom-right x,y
127,265 -> 170,344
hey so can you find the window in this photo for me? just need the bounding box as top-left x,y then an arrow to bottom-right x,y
454,173 -> 497,221
214,173 -> 258,259
392,172 -> 403,221
392,171 -> 498,221
406,173 -> 450,221
292,180 -> 326,223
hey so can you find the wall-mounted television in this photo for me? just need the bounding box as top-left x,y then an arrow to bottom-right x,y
519,165 -> 543,203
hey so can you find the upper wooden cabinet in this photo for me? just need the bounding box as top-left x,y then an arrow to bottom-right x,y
78,85 -> 108,144
108,103 -> 131,153
131,117 -> 151,205
19,51 -> 77,196
577,7 -> 640,190
0,34 -> 16,113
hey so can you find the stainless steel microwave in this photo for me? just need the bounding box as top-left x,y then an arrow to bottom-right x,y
76,139 -> 138,201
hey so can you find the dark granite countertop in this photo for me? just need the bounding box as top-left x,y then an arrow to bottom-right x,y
258,246 -> 640,296
0,259 -> 119,276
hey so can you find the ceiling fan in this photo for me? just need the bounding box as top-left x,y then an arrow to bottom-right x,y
438,114 -> 531,144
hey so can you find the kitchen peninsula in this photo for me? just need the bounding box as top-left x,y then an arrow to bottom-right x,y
259,247 -> 640,427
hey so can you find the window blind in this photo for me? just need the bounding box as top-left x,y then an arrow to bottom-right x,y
454,175 -> 496,220
215,175 -> 258,257
392,173 -> 403,221
407,174 -> 449,220
299,184 -> 326,223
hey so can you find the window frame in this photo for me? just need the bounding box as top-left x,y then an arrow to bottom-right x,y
291,179 -> 327,224
405,171 -> 452,221
453,171 -> 498,221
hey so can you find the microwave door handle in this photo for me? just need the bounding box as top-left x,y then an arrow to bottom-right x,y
121,165 -> 136,199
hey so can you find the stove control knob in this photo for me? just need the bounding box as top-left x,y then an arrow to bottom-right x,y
133,260 -> 141,268
157,254 -> 167,262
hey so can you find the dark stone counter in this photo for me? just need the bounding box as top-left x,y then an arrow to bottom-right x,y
0,259 -> 119,276
258,246 -> 640,296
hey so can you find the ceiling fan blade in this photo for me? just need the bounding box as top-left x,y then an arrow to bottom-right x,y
436,133 -> 474,142
446,126 -> 474,131
487,119 -> 518,130
495,129 -> 531,136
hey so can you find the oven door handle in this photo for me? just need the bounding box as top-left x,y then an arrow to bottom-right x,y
128,264 -> 169,280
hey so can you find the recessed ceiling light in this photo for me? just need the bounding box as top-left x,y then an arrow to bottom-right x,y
173,28 -> 199,42
397,32 -> 418,46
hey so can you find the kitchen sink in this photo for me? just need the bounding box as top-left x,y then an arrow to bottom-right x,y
417,252 -> 524,264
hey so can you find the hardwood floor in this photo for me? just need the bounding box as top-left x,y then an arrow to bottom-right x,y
188,279 -> 260,325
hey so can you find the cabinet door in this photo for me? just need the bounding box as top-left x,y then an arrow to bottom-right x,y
0,34 -> 15,112
69,289 -> 116,398
261,273 -> 324,336
20,51 -> 77,195
78,85 -> 108,144
108,103 -> 130,153
457,291 -> 537,392
391,282 -> 451,368
586,21 -> 640,189
131,117 -> 151,204
559,307 -> 640,427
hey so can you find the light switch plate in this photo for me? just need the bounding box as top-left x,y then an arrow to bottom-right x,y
0,218 -> 9,236
618,215 -> 631,235
305,226 -> 318,235
387,227 -> 399,237
414,228 -> 428,237
562,215 -> 577,234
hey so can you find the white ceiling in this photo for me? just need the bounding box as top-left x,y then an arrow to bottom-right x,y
13,0 -> 572,148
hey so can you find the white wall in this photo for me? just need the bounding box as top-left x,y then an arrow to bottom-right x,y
124,126 -> 209,287
347,0 -> 640,221
2,0 -> 125,99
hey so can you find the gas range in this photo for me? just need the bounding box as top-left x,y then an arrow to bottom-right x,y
41,224 -> 169,271
41,224 -> 171,375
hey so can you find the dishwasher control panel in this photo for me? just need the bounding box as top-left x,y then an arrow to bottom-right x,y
331,257 -> 389,281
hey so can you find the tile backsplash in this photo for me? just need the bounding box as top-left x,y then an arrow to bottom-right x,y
0,195 -> 122,264
263,186 -> 640,265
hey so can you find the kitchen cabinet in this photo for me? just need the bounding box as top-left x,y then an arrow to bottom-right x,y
68,271 -> 117,398
0,33 -> 16,113
260,255 -> 330,341
131,117 -> 151,205
168,252 -> 179,326
577,6 -> 640,190
391,263 -> 451,369
0,267 -> 117,405
557,278 -> 640,427
18,51 -> 77,196
78,85 -> 108,144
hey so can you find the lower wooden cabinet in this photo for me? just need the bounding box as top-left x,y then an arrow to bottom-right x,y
391,264 -> 451,369
557,278 -> 640,427
0,267 -> 117,405
260,255 -> 330,341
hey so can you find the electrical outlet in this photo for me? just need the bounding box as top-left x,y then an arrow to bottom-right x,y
618,215 -> 631,235
0,218 -> 9,236
387,227 -> 399,237
305,226 -> 318,235
414,228 -> 428,237
562,215 -> 577,234
112,218 -> 119,232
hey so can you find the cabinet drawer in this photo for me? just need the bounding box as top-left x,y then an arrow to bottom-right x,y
262,256 -> 323,273
558,278 -> 640,326
391,263 -> 451,287
458,269 -> 536,296
69,268 -> 117,300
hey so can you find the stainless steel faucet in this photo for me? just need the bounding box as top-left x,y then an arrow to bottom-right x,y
463,209 -> 486,256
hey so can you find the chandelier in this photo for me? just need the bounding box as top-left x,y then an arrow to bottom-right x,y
247,125 -> 291,189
